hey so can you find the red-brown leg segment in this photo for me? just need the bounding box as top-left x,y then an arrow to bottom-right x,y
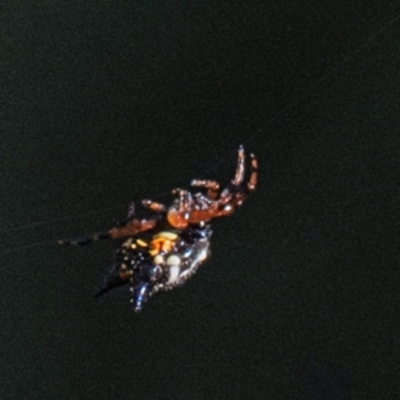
231,145 -> 245,186
188,148 -> 257,223
141,199 -> 167,213
171,188 -> 192,214
247,153 -> 258,192
59,217 -> 159,246
191,179 -> 220,199
109,218 -> 158,239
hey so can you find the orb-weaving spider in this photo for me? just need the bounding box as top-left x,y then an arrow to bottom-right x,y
59,146 -> 258,311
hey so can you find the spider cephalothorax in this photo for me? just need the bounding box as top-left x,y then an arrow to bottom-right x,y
59,146 -> 257,311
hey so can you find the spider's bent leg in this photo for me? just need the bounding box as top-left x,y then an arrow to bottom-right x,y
167,189 -> 194,227
194,193 -> 214,209
172,188 -> 193,214
247,153 -> 258,192
58,218 -> 159,246
174,189 -> 196,220
191,179 -> 220,199
111,202 -> 136,229
209,149 -> 258,218
220,147 -> 257,199
141,199 -> 167,213
108,218 -> 158,240
217,145 -> 246,203
113,202 -> 145,230
231,145 -> 245,186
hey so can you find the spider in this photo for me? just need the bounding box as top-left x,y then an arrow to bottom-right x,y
59,146 -> 258,311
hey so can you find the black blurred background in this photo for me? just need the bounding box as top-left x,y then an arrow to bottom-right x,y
1,1 -> 399,399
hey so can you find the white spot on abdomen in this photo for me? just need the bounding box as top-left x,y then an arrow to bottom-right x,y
167,265 -> 181,283
166,254 -> 182,284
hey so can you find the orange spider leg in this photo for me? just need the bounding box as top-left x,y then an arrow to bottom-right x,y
109,218 -> 158,239
191,179 -> 220,199
186,149 -> 258,223
167,188 -> 193,228
232,145 -> 245,186
141,199 -> 167,213
183,201 -> 238,223
166,146 -> 257,229
218,146 -> 246,203
58,217 -> 160,246
247,153 -> 258,192
171,188 -> 192,214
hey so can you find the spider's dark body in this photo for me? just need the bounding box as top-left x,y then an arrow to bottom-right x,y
59,146 -> 257,312
96,225 -> 212,311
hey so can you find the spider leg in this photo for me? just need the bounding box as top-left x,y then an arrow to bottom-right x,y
207,147 -> 257,217
113,199 -> 168,238
130,283 -> 150,312
111,202 -> 136,228
231,145 -> 245,186
108,218 -> 159,239
183,147 -> 257,224
58,232 -> 110,246
220,146 -> 258,198
194,193 -> 214,209
166,189 -> 195,228
247,153 -> 258,192
141,199 -> 167,213
190,179 -> 220,199
58,218 -> 160,246
171,188 -> 193,215
218,145 -> 246,202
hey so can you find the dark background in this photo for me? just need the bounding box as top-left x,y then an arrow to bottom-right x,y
1,1 -> 399,399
